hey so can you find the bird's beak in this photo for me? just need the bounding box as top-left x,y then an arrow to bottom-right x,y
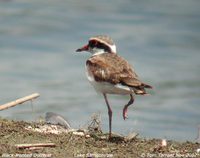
76,44 -> 89,52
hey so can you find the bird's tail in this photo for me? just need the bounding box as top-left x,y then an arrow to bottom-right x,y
134,82 -> 153,95
142,83 -> 153,89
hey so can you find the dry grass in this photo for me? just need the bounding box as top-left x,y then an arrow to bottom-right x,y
0,118 -> 200,158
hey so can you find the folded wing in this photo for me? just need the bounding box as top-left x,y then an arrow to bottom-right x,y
86,53 -> 152,95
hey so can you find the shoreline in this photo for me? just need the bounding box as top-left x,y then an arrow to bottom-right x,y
0,118 -> 200,158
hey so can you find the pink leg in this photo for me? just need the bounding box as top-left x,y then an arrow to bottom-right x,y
123,94 -> 134,120
103,93 -> 112,139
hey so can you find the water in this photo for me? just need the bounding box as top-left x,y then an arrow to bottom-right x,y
0,0 -> 200,141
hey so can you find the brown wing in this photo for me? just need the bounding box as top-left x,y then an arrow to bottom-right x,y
86,53 -> 152,94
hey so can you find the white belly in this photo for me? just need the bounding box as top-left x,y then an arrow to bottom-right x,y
86,68 -> 133,95
90,80 -> 133,95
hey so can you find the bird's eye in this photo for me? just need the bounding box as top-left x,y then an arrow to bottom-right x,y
89,40 -> 97,47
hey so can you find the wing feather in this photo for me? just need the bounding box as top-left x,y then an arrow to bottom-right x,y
86,53 -> 152,94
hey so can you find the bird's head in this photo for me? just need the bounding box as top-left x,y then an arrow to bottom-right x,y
76,35 -> 117,55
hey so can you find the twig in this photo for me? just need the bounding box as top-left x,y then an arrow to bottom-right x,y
15,143 -> 55,149
0,93 -> 40,111
87,112 -> 102,132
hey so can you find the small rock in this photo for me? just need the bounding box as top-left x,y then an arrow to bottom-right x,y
45,112 -> 71,129
161,139 -> 167,147
72,131 -> 85,136
124,132 -> 138,141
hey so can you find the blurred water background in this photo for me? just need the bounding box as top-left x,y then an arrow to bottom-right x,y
0,0 -> 200,141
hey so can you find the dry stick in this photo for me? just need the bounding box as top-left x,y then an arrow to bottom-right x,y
15,143 -> 55,149
0,93 -> 40,111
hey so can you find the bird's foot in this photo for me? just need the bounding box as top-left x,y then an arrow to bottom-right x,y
123,107 -> 128,120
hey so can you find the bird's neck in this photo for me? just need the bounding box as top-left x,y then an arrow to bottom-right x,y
91,48 -> 106,56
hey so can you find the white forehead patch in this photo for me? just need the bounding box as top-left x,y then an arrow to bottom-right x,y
109,44 -> 117,53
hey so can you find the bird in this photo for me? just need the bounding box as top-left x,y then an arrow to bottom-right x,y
76,35 -> 152,139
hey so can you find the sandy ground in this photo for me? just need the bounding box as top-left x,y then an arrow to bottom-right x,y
0,118 -> 200,158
